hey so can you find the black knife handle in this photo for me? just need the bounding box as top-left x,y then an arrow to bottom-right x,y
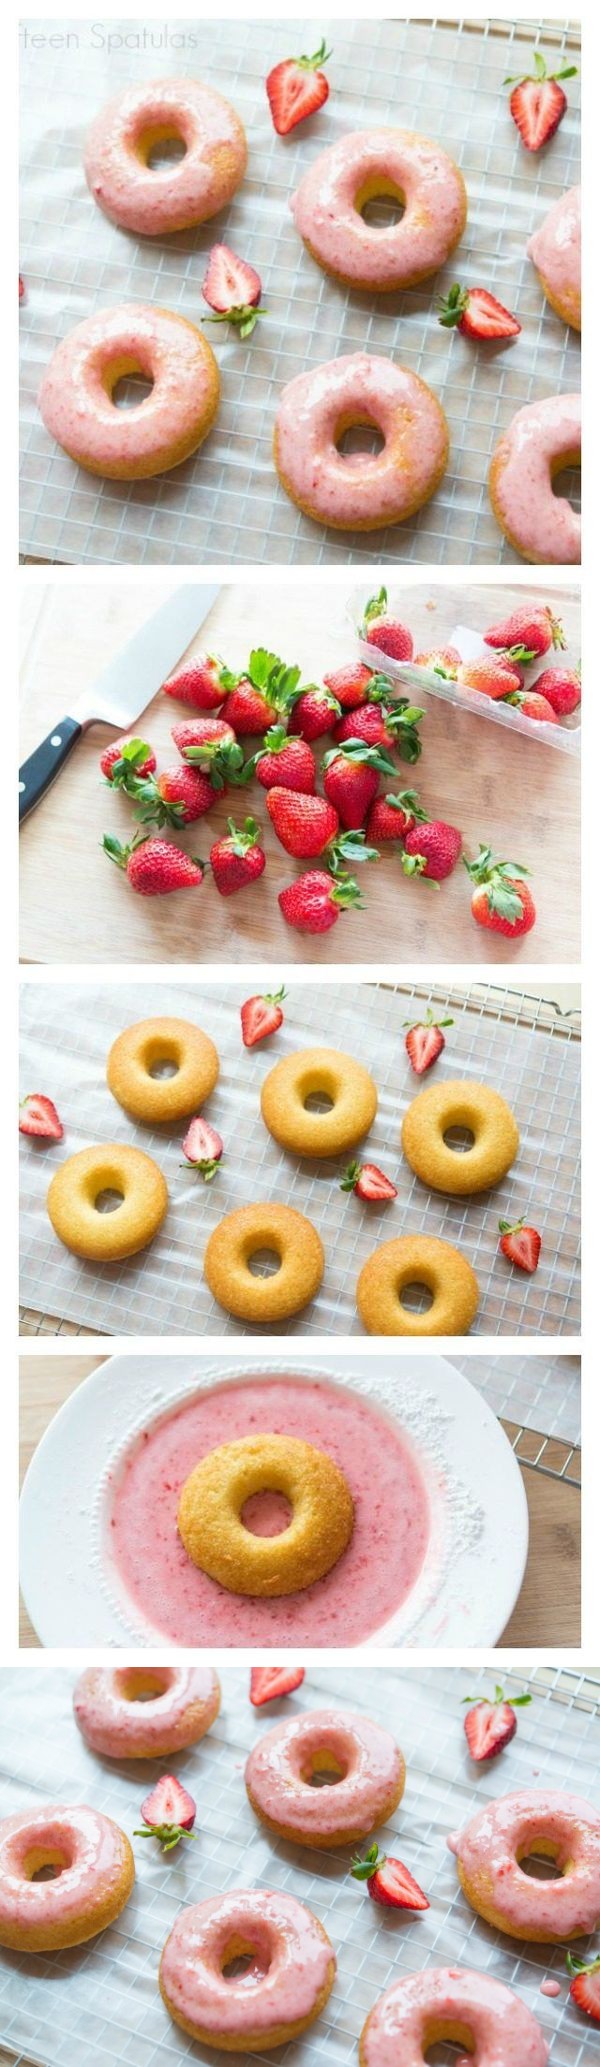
19,717 -> 83,824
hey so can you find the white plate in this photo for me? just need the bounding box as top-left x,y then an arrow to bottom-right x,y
20,1354 -> 528,1650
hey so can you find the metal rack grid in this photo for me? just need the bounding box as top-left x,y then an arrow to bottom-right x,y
19,16 -> 580,569
0,1665 -> 598,2067
19,979 -> 580,1343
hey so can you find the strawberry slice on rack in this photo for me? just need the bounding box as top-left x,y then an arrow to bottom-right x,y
567,1952 -> 600,2022
351,1844 -> 429,1911
404,1010 -> 453,1074
202,245 -> 266,339
463,1683 -> 532,1761
499,1218 -> 542,1273
340,1161 -> 398,1203
505,49 -> 577,152
134,1776 -> 199,1852
19,1093 -> 63,1141
181,1116 -> 224,1182
250,1667 -> 305,1706
439,283 -> 521,340
241,987 -> 287,1047
266,38 -> 331,135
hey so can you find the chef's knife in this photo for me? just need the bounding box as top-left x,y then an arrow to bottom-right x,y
19,584 -> 221,823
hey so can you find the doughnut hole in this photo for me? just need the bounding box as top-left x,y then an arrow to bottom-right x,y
139,126 -> 188,170
355,175 -> 406,228
424,2027 -> 475,2063
115,1667 -> 176,1702
550,451 -> 581,514
103,352 -> 155,412
398,1279 -> 434,1316
303,1749 -> 348,1789
141,1035 -> 182,1079
241,1489 -> 293,1537
94,1187 -> 125,1213
442,1125 -> 476,1154
24,1845 -> 72,1882
221,1934 -> 271,1983
516,1836 -> 567,1881
336,416 -> 386,462
247,1245 -> 282,1279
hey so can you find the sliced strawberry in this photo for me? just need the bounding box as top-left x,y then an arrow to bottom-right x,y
404,1010 -> 453,1075
181,1116 -> 224,1182
134,1775 -> 198,1852
19,274 -> 25,301
250,1667 -> 305,1706
505,51 -> 577,152
266,39 -> 331,136
439,283 -> 520,341
352,1844 -> 429,1911
340,1161 -> 397,1202
241,987 -> 287,1048
463,1683 -> 531,1761
19,1093 -> 63,1142
202,245 -> 265,340
567,1953 -> 600,2022
499,1218 -> 542,1273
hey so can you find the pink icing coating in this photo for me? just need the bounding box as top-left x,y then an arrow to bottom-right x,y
361,1966 -> 548,2067
275,352 -> 447,528
491,393 -> 581,564
73,1665 -> 219,1758
0,1805 -> 129,1941
451,1789 -> 600,1939
291,129 -> 466,287
38,302 -> 216,478
527,186 -> 581,322
160,1888 -> 334,2037
108,1375 -> 431,1645
84,78 -> 246,234
245,1707 -> 402,1840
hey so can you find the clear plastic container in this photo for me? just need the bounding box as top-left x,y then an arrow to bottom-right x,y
348,588 -> 580,756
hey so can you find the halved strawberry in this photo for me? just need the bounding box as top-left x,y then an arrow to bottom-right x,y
19,1093 -> 63,1141
181,1116 -> 223,1182
567,1953 -> 600,2022
463,1683 -> 532,1762
439,283 -> 520,341
241,987 -> 287,1047
250,1667 -> 305,1706
134,1775 -> 199,1852
351,1844 -> 429,1911
404,1010 -> 453,1075
340,1161 -> 398,1202
202,244 -> 266,339
266,39 -> 331,136
505,51 -> 577,152
499,1218 -> 542,1273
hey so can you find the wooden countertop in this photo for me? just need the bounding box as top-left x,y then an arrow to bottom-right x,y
20,580 -> 580,966
19,1356 -> 580,1650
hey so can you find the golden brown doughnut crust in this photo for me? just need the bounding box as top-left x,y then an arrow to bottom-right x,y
204,1203 -> 324,1322
402,1079 -> 519,1194
261,1046 -> 377,1158
47,1143 -> 168,1260
107,1015 -> 219,1124
160,1927 -> 336,2049
178,1435 -> 354,1595
357,1233 -> 479,1336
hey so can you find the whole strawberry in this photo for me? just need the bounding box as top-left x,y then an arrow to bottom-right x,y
225,679 -> 275,733
323,661 -> 374,710
366,790 -> 420,843
465,845 -> 536,938
255,727 -> 316,794
171,717 -> 246,790
457,656 -> 523,700
323,741 -> 396,829
222,649 -> 303,735
351,1844 -> 429,1912
499,1217 -> 542,1273
402,818 -> 462,882
334,698 -> 423,760
161,655 -> 227,711
279,870 -> 362,934
534,664 -> 580,716
103,833 -> 204,895
289,687 -> 341,741
266,787 -> 339,858
463,1684 -> 532,1761
484,605 -> 565,657
100,736 -> 156,786
210,816 -> 265,897
133,765 -> 216,828
405,1010 -> 453,1073
567,1953 -> 600,2023
505,49 -> 577,152
361,587 -> 414,661
507,690 -> 559,725
414,645 -> 462,676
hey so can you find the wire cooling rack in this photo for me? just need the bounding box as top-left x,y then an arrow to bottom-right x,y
19,16 -> 580,568
0,1665 -> 598,2067
18,979 -> 580,1341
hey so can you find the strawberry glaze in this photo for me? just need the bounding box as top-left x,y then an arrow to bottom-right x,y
449,1789 -> 600,1939
85,78 -> 247,234
291,129 -> 466,288
361,1966 -> 548,2066
39,303 -> 218,478
108,1375 -> 431,1645
160,1889 -> 334,2040
274,353 -> 448,529
528,186 -> 581,328
0,1806 -> 130,1945
73,1665 -> 219,1758
490,393 -> 581,564
245,1708 -> 403,1841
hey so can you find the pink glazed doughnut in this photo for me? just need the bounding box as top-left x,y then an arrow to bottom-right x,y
489,393 -> 581,563
449,1788 -> 600,1943
360,1966 -> 548,2067
0,1804 -> 134,1952
85,78 -> 247,235
274,353 -> 448,531
291,129 -> 467,291
38,302 -> 220,479
159,1888 -> 336,2049
245,1707 -> 405,1849
528,186 -> 581,330
73,1665 -> 221,1759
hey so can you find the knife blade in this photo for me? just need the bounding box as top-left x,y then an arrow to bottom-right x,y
19,583 -> 221,824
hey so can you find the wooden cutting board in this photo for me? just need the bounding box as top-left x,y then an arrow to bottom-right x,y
20,581 -> 580,965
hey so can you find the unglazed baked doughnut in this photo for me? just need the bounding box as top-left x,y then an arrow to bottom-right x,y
39,303 -> 219,479
261,1046 -> 377,1158
0,1805 -> 134,1952
528,186 -> 581,330
177,1435 -> 354,1595
489,393 -> 581,563
357,1234 -> 479,1336
160,1889 -> 335,2049
449,1790 -> 600,1943
402,1080 -> 519,1195
359,1967 -> 549,2067
245,1708 -> 405,1849
204,1203 -> 324,1322
274,353 -> 448,532
85,78 -> 247,235
73,1666 -> 220,1759
107,1016 -> 219,1125
291,129 -> 467,291
47,1143 -> 168,1260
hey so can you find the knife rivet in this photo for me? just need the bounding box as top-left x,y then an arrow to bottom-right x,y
19,780 -> 25,793
50,735 -> 62,747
